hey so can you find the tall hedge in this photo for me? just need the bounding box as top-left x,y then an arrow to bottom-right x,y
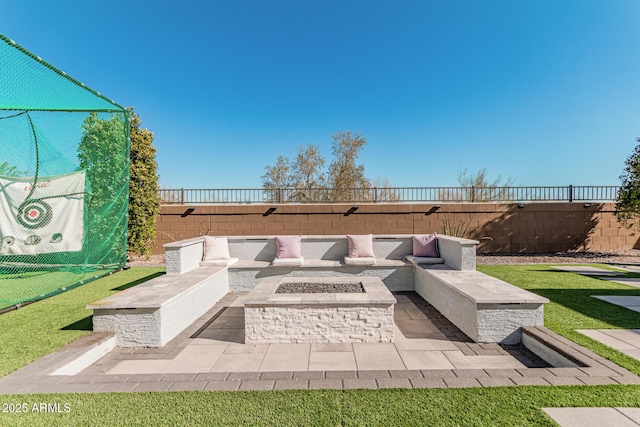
78,112 -> 129,266
127,108 -> 160,258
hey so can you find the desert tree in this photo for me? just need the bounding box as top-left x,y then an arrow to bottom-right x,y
262,145 -> 327,203
458,168 -> 514,202
327,131 -> 370,201
292,144 -> 326,202
261,155 -> 294,202
369,176 -> 400,202
616,138 -> 640,232
262,131 -> 395,203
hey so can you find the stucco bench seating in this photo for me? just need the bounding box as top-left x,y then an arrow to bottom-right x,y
87,266 -> 229,347
200,258 -> 239,267
344,256 -> 376,266
404,255 -> 445,265
271,256 -> 304,267
414,265 -> 549,344
228,258 -> 408,269
164,235 -> 421,292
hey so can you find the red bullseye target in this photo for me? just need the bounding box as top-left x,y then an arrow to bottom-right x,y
17,200 -> 52,229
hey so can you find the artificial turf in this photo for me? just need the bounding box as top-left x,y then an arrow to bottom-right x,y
0,269 -> 113,310
0,386 -> 639,426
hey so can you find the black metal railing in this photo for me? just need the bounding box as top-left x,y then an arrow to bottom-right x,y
159,185 -> 619,204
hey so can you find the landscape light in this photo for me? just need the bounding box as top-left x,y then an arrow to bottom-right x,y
344,206 -> 359,216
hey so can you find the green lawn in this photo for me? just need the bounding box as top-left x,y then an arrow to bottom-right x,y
0,269 -> 113,310
1,386 -> 639,426
1,264 -> 640,426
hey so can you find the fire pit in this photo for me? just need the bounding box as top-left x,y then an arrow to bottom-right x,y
244,276 -> 396,344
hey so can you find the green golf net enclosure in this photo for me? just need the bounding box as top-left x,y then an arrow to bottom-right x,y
0,34 -> 129,309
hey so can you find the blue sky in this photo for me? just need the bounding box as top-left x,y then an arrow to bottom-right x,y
1,0 -> 638,189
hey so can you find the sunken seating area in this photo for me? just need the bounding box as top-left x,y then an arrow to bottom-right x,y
88,234 -> 547,347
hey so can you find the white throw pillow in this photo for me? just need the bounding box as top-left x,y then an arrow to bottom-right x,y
203,236 -> 231,260
347,234 -> 375,258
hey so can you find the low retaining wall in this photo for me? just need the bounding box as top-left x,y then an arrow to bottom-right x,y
154,202 -> 638,254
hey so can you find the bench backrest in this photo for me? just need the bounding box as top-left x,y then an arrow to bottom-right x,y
164,234 -> 478,274
227,235 -> 412,262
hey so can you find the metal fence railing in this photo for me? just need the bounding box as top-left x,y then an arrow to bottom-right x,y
159,185 -> 620,204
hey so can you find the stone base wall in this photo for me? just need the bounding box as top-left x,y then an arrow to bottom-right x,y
244,305 -> 395,344
476,304 -> 545,344
154,202 -> 638,254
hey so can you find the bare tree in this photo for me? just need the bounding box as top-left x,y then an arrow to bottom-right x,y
458,168 -> 515,202
261,155 -> 294,202
370,176 -> 400,202
262,131 -> 395,203
328,131 -> 370,201
292,145 -> 326,202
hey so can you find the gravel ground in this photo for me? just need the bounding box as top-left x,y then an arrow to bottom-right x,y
276,282 -> 365,294
127,254 -> 166,267
127,249 -> 640,267
477,249 -> 640,265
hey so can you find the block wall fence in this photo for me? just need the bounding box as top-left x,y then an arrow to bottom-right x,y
153,202 -> 640,255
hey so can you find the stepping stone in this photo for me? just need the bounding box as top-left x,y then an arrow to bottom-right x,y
552,266 -> 624,276
592,296 -> 640,313
542,408 -> 640,427
616,265 -> 640,274
601,277 -> 640,288
577,330 -> 639,351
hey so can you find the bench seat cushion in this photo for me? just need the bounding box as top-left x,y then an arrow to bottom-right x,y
200,257 -> 239,267
344,256 -> 376,266
405,255 -> 444,265
272,257 -> 304,267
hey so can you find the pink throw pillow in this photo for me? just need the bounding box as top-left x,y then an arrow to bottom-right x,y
412,233 -> 439,258
203,236 -> 230,260
347,234 -> 375,258
275,235 -> 302,259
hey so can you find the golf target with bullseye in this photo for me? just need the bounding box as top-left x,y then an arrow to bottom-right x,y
17,200 -> 53,229
0,171 -> 85,254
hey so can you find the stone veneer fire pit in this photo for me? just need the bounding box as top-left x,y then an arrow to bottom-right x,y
244,277 -> 396,344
